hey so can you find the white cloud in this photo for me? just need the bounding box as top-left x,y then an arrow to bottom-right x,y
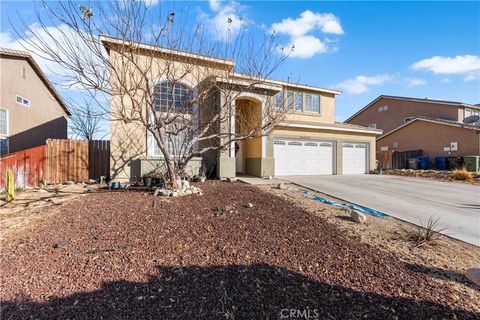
0,24 -> 106,88
209,0 -> 221,11
271,10 -> 344,37
464,73 -> 478,82
411,55 -> 480,82
441,78 -> 451,83
143,0 -> 160,6
204,0 -> 245,40
336,74 -> 393,94
270,10 -> 343,59
404,77 -> 426,87
289,35 -> 326,58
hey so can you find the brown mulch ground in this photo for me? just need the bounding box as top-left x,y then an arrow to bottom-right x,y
383,169 -> 480,184
1,181 -> 479,319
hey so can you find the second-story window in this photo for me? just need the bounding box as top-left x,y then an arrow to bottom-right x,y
465,108 -> 479,118
274,91 -> 284,109
294,92 -> 302,112
153,81 -> 193,114
16,95 -> 30,107
304,94 -> 320,113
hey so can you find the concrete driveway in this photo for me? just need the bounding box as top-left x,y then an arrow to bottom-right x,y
282,175 -> 480,246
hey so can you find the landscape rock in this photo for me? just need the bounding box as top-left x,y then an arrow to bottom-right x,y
181,180 -> 190,190
88,179 -> 97,184
277,183 -> 287,190
245,203 -> 253,208
53,239 -> 70,249
37,189 -> 49,193
465,268 -> 480,286
64,181 -> 75,185
170,191 -> 178,197
226,177 -> 237,182
185,189 -> 193,195
350,210 -> 367,224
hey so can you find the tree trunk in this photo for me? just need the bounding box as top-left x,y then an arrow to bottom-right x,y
165,157 -> 180,190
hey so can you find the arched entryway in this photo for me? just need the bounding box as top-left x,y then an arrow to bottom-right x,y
235,97 -> 263,175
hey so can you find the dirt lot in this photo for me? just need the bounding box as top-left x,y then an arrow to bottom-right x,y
1,181 -> 479,319
0,184 -> 90,241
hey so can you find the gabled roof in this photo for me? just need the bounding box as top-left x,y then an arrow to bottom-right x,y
0,48 -> 71,116
377,116 -> 480,140
100,35 -> 235,70
345,95 -> 479,123
100,35 -> 341,96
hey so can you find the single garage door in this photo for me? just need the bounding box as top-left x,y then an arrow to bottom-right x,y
274,139 -> 333,176
342,143 -> 367,174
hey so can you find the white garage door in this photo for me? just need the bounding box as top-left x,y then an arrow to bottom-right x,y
342,143 -> 367,174
274,140 -> 333,176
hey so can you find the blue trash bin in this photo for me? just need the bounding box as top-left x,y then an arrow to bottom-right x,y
417,156 -> 429,170
435,156 -> 447,170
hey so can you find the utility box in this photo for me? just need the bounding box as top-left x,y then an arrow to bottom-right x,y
463,156 -> 480,172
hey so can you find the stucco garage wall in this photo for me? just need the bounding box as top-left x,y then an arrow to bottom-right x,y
377,120 -> 480,158
273,126 -> 377,174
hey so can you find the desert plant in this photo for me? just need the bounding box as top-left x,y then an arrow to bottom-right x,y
6,169 -> 14,202
451,167 -> 473,183
39,177 -> 46,189
410,216 -> 446,247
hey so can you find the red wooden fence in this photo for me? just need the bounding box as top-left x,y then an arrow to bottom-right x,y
0,145 -> 47,189
0,139 -> 110,189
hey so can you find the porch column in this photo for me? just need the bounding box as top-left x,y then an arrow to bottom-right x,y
260,98 -> 275,178
216,92 -> 236,179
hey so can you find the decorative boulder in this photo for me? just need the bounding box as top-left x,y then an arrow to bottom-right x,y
465,268 -> 480,286
350,210 -> 367,224
277,183 -> 287,190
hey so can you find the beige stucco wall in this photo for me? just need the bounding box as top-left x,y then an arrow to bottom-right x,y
0,55 -> 68,152
108,49 -> 231,180
273,126 -> 377,173
377,120 -> 480,158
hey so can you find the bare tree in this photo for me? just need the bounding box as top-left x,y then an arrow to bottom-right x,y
69,100 -> 106,140
13,0 -> 294,189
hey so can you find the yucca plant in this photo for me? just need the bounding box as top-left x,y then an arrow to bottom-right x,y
410,217 -> 446,247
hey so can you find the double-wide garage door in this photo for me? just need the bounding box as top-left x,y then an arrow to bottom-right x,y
274,139 -> 367,176
274,139 -> 333,175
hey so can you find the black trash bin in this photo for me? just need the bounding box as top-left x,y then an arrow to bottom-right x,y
447,157 -> 462,170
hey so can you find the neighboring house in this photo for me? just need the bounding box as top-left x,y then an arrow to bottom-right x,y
102,36 -> 381,181
0,48 -> 71,155
345,95 -> 480,159
376,117 -> 480,158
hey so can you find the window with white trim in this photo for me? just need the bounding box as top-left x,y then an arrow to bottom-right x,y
304,94 -> 320,113
465,108 -> 479,118
0,108 -> 7,136
274,91 -> 284,109
16,95 -> 30,107
294,92 -> 302,112
369,123 -> 377,129
147,126 -> 193,157
153,81 -> 192,114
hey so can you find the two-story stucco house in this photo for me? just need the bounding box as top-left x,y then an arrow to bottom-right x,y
0,48 -> 71,155
345,95 -> 480,158
102,36 -> 381,181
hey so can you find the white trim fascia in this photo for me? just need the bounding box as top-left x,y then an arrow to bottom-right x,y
100,35 -> 235,68
214,76 -> 282,92
277,122 -> 383,135
232,73 -> 341,96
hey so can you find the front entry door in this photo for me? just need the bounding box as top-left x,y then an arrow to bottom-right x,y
235,141 -> 243,173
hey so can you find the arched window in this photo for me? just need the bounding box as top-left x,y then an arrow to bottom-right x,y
153,81 -> 193,114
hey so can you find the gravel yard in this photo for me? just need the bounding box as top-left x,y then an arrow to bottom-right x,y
1,181 -> 479,319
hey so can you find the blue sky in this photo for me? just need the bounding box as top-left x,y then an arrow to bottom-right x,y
1,0 -> 479,122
